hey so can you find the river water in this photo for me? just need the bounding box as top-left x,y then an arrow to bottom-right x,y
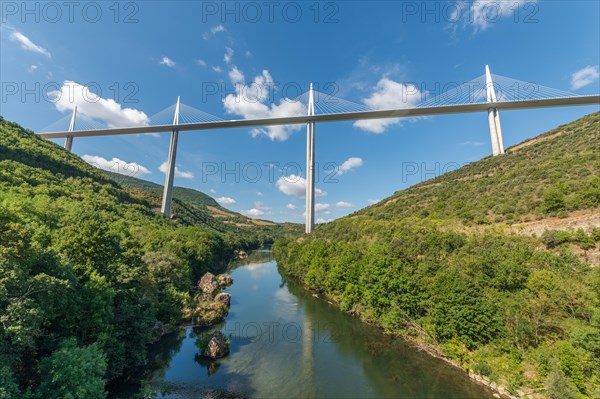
140,251 -> 495,398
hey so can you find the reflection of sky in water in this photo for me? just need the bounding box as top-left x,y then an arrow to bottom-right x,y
244,262 -> 272,280
147,259 -> 496,399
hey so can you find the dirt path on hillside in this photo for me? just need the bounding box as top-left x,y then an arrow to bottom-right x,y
511,210 -> 600,236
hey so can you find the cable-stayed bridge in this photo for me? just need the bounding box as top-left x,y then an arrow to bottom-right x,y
37,66 -> 600,233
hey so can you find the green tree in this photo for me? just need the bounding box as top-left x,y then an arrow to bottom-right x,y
38,338 -> 107,399
542,185 -> 566,214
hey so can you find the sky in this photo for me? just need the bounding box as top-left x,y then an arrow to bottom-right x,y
1,0 -> 599,223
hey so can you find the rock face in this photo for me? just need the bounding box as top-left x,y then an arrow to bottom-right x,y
193,302 -> 228,327
194,272 -> 233,327
234,250 -> 248,259
203,332 -> 230,359
198,272 -> 219,295
217,274 -> 232,287
214,292 -> 231,307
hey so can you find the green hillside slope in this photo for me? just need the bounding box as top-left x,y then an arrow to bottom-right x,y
362,112 -> 599,225
274,112 -> 600,399
0,116 -> 297,398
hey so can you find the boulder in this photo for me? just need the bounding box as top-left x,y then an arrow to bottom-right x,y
198,272 -> 219,295
217,273 -> 232,287
214,292 -> 231,307
203,332 -> 230,359
234,250 -> 248,259
193,301 -> 228,327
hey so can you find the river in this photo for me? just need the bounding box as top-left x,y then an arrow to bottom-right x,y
127,251 -> 496,398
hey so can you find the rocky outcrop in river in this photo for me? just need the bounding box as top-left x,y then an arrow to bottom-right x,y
193,272 -> 233,327
217,273 -> 233,287
202,331 -> 230,359
198,272 -> 219,296
214,292 -> 231,307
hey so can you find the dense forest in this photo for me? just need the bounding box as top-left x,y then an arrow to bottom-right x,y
0,116 -> 298,398
275,112 -> 600,398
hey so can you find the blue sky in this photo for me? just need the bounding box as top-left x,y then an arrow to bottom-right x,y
1,1 -> 599,223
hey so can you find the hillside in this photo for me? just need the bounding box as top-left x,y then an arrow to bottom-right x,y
106,172 -> 302,242
0,116 -> 299,398
274,112 -> 600,399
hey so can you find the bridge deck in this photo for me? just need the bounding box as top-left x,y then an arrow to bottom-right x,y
39,95 -> 600,139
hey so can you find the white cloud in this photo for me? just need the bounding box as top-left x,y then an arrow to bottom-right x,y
571,65 -> 599,90
224,68 -> 306,141
354,78 -> 421,133
209,188 -> 217,193
368,199 -> 380,205
51,81 -> 149,128
9,30 -> 51,57
286,203 -> 297,210
316,218 -> 332,224
216,196 -> 236,205
28,65 -> 38,72
460,140 -> 486,146
212,66 -> 223,73
196,59 -> 207,67
228,66 -> 245,84
336,201 -> 354,208
158,161 -> 194,179
224,47 -> 234,64
336,157 -> 363,176
315,203 -> 330,213
203,24 -> 226,40
256,191 -> 263,196
160,57 -> 176,67
451,0 -> 539,33
211,24 -> 225,34
276,175 -> 326,198
254,201 -> 271,210
82,155 -> 151,177
243,208 -> 265,217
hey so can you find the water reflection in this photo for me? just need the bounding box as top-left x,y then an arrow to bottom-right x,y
136,256 -> 495,399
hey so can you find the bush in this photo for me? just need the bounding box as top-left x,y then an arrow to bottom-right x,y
472,362 -> 493,377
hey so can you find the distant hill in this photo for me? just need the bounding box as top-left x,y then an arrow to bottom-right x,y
110,173 -> 219,208
275,112 -> 600,399
105,172 -> 302,240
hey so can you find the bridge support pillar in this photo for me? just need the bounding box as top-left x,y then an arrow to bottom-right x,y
305,84 -> 315,234
64,106 -> 77,152
161,97 -> 181,218
486,65 -> 505,156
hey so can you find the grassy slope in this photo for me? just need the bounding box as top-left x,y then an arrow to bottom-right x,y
274,112 -> 600,399
360,111 -> 599,226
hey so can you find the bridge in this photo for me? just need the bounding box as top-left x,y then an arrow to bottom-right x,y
38,66 -> 600,233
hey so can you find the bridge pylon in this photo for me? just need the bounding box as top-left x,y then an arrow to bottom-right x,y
305,83 -> 315,233
486,65 -> 505,156
161,96 -> 181,218
64,106 -> 77,152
